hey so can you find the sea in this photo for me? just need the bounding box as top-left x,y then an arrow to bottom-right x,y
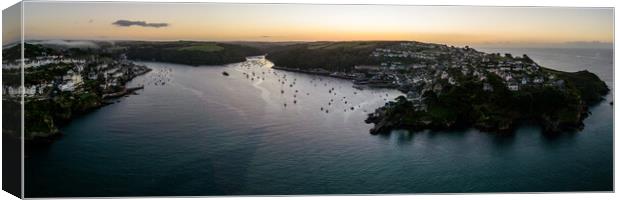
25,47 -> 613,197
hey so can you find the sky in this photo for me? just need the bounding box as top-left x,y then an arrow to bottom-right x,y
2,2 -> 21,46
3,2 -> 614,46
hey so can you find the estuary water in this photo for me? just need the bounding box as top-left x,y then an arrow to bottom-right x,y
25,48 -> 613,197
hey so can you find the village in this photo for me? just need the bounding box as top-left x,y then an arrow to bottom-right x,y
2,53 -> 151,101
346,42 -> 567,110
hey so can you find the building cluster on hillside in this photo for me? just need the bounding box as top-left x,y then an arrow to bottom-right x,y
354,42 -> 566,110
2,55 -> 87,69
3,53 -> 149,99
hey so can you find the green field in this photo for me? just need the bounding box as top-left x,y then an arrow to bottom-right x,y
307,41 -> 378,50
177,44 -> 225,52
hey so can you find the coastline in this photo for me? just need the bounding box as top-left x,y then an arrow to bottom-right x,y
271,66 -> 399,89
23,66 -> 153,144
365,101 -> 594,135
14,41 -> 611,144
364,68 -> 608,135
135,59 -> 609,136
269,61 -> 608,136
272,66 -> 349,79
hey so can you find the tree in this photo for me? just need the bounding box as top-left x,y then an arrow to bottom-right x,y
522,54 -> 533,63
422,91 -> 439,106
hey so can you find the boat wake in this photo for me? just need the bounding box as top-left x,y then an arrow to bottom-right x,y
234,66 -> 279,110
172,80 -> 249,119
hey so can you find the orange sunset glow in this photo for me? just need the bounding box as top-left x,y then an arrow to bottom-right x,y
2,2 -> 613,46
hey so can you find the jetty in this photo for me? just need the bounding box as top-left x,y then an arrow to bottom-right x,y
103,86 -> 145,99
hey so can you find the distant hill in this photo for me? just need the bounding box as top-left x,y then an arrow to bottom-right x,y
119,41 -> 263,66
265,41 -> 403,72
2,43 -> 55,61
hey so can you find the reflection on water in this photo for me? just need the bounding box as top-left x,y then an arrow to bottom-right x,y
25,48 -> 613,196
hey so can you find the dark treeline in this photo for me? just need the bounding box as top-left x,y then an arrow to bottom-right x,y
266,41 -> 402,72
122,41 -> 263,66
2,43 -> 55,61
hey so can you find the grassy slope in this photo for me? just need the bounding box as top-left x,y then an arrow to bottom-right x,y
177,44 -> 225,52
123,41 -> 262,66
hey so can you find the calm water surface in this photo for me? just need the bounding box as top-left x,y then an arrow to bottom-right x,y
25,48 -> 613,197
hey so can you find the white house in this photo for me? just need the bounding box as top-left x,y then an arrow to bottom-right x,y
521,77 -> 529,85
508,82 -> 519,91
483,83 -> 494,91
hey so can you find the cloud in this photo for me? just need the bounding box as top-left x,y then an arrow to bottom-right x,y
112,20 -> 169,28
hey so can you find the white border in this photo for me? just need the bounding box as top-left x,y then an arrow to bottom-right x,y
0,1 -> 617,200
20,1 -> 24,198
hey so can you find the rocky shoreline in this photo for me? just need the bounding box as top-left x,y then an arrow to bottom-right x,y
272,66 -> 400,89
365,69 -> 608,135
102,85 -> 145,99
270,65 -> 607,136
365,102 -> 591,135
23,66 -> 152,144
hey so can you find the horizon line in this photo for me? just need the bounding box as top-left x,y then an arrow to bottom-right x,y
17,38 -> 615,45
